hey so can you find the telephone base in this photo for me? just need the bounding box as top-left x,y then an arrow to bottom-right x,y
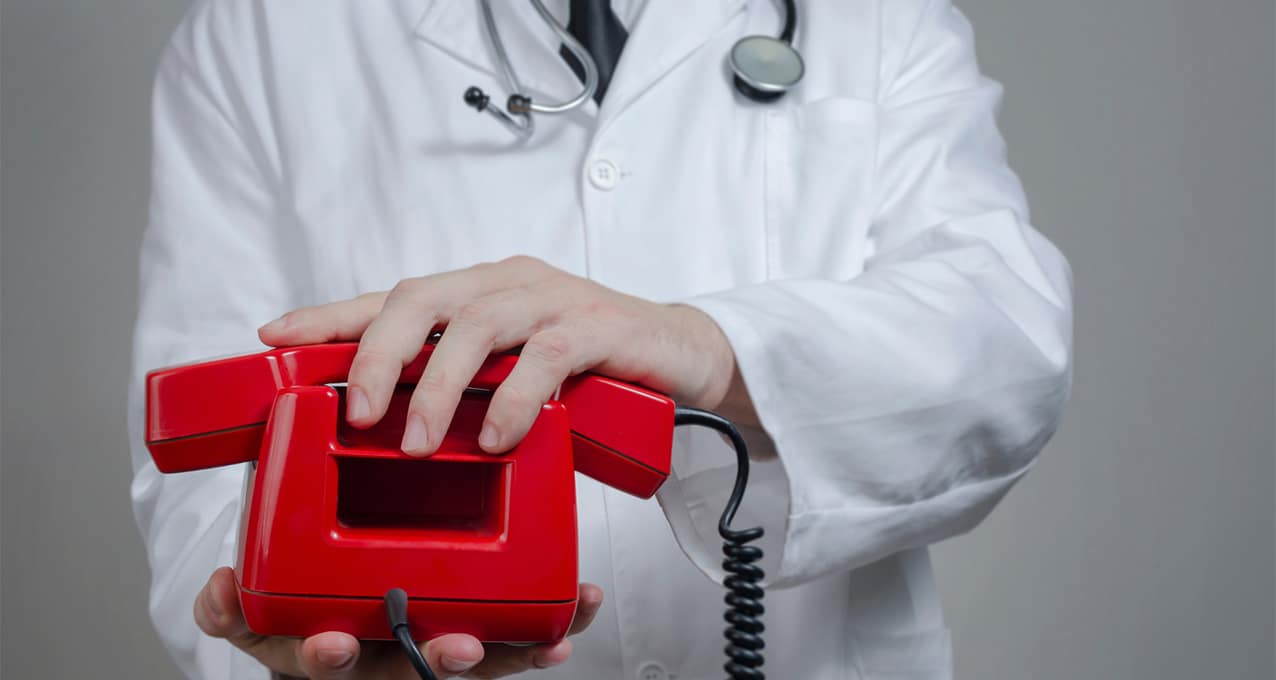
238,584 -> 579,643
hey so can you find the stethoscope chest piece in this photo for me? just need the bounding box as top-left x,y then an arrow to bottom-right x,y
730,35 -> 804,102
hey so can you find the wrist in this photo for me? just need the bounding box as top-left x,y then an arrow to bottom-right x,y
663,303 -> 736,411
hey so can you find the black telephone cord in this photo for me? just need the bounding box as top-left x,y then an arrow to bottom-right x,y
674,406 -> 767,680
384,588 -> 439,680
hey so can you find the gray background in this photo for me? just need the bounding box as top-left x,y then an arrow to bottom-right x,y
2,0 -> 1273,677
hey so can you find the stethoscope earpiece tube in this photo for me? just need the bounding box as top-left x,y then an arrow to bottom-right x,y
464,0 -> 596,138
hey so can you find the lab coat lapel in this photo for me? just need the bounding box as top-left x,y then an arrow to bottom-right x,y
412,0 -> 584,103
412,0 -> 490,78
597,0 -> 747,131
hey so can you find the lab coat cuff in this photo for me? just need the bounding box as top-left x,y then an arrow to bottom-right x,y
677,290 -> 793,441
657,292 -> 798,587
677,290 -> 786,459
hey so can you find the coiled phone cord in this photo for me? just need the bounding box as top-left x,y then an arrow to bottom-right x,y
386,406 -> 765,680
674,406 -> 767,680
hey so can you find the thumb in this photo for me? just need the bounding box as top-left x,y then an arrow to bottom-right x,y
419,634 -> 485,677
194,567 -> 306,676
298,632 -> 361,679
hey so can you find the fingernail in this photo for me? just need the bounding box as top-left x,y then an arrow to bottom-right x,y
402,414 -> 430,454
316,648 -> 354,669
204,586 -> 224,619
478,422 -> 499,450
440,655 -> 479,673
259,315 -> 288,333
347,387 -> 370,422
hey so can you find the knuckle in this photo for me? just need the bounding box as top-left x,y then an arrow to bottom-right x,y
579,295 -> 624,322
351,346 -> 393,369
451,302 -> 501,348
349,347 -> 405,380
454,300 -> 493,327
525,331 -> 573,364
501,254 -> 540,268
502,254 -> 551,277
355,290 -> 388,308
495,383 -> 541,419
417,368 -> 455,394
388,279 -> 412,297
388,277 -> 425,300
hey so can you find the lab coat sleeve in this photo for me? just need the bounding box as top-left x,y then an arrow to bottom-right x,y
127,11 -> 298,679
661,0 -> 1073,587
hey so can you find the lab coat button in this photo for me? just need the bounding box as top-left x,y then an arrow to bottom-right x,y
588,159 -> 619,190
637,662 -> 669,680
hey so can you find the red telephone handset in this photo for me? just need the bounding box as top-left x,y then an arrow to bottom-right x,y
144,343 -> 674,643
146,343 -> 674,497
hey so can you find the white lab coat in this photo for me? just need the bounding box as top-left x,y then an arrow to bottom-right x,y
128,0 -> 1072,678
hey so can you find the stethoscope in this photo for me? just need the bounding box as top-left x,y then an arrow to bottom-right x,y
463,0 -> 804,138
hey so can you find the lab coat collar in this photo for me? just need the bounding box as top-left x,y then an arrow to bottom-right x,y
413,0 -> 746,128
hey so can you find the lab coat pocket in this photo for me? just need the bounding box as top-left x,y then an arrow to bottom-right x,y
764,96 -> 879,280
849,626 -> 953,680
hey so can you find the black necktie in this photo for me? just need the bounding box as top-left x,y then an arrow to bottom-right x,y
559,0 -> 628,103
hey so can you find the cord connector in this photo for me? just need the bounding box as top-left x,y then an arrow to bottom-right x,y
385,588 -> 439,680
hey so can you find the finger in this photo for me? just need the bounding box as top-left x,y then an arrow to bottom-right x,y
347,279 -> 446,430
467,639 -> 573,677
446,583 -> 597,677
480,322 -> 606,453
350,259 -> 554,430
418,634 -> 486,677
258,292 -> 388,346
194,567 -> 305,676
406,286 -> 566,455
298,632 -> 361,679
567,583 -> 605,636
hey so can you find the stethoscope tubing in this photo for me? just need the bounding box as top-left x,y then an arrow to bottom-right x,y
467,0 -> 800,138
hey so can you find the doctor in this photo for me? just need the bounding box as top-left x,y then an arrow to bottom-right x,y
129,0 -> 1072,678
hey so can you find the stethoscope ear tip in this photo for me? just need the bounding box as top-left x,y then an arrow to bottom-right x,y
729,35 -> 804,101
464,86 -> 490,112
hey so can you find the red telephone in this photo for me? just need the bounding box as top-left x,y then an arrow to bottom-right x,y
145,342 -> 674,643
145,342 -> 765,678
